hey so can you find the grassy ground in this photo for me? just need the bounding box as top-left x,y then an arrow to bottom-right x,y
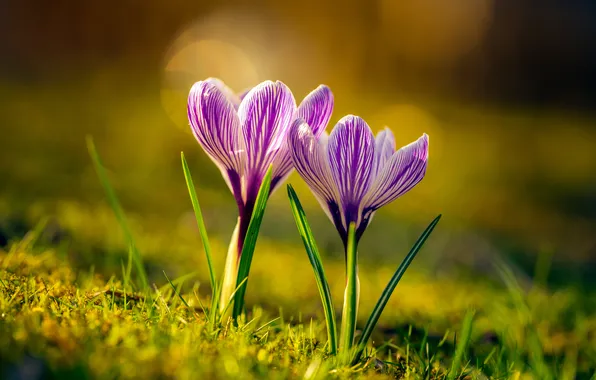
1,206 -> 595,379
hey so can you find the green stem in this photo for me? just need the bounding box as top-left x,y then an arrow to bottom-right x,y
219,218 -> 241,317
340,223 -> 359,362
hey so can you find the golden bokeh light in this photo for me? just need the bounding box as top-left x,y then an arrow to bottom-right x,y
379,0 -> 494,66
161,37 -> 259,130
160,11 -> 266,130
372,104 -> 443,160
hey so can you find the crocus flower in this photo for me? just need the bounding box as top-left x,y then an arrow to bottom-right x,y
288,115 -> 428,247
187,78 -> 333,311
288,114 -> 428,352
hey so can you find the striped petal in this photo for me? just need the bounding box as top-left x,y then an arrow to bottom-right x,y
268,143 -> 294,194
238,81 -> 297,197
371,127 -> 396,178
288,119 -> 343,232
327,115 -> 375,228
362,134 -> 429,211
297,85 -> 334,137
204,78 -> 242,109
270,85 -> 334,192
187,81 -> 245,195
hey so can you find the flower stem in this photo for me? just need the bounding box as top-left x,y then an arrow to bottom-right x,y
219,218 -> 241,317
340,222 -> 359,363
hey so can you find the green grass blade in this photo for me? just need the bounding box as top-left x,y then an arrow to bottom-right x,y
180,152 -> 217,297
254,316 -> 281,334
123,246 -> 133,291
494,258 -> 553,380
220,277 -> 248,324
352,214 -> 442,364
156,271 -> 198,295
17,217 -> 49,251
181,152 -> 220,331
163,271 -> 191,309
447,309 -> 475,380
287,184 -> 338,355
232,166 -> 273,320
208,283 -> 222,331
86,136 -> 149,293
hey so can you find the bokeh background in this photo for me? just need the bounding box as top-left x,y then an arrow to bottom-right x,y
1,0 -> 596,291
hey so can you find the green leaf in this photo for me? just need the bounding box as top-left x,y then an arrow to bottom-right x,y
181,152 -> 218,319
287,184 -> 338,355
86,136 -> 149,293
352,214 -> 442,364
232,166 -> 273,320
447,309 -> 475,380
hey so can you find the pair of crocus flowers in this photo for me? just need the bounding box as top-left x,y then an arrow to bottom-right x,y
187,78 -> 428,314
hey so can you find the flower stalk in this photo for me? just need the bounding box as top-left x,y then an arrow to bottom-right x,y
219,218 -> 241,315
339,223 -> 359,361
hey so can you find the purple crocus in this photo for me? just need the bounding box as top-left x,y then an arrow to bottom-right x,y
187,78 -> 333,311
289,114 -> 428,352
288,115 -> 428,247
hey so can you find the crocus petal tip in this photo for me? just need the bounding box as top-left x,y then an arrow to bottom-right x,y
337,114 -> 359,124
188,80 -> 221,100
419,133 -> 430,160
316,84 -> 333,95
290,117 -> 308,130
188,80 -> 204,95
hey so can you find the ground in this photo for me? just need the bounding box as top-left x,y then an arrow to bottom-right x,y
1,207 -> 595,379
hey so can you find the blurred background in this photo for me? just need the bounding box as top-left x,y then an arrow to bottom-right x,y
1,0 -> 595,290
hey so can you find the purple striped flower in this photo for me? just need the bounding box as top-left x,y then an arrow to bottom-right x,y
288,115 -> 428,246
188,77 -> 333,229
187,78 -> 333,311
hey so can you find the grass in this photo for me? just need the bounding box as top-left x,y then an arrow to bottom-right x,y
1,205 -> 595,379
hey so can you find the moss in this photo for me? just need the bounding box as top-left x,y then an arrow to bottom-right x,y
1,235 -> 595,379
0,248 -> 405,379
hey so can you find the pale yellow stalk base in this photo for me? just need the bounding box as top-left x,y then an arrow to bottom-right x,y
219,218 -> 241,318
340,271 -> 360,356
